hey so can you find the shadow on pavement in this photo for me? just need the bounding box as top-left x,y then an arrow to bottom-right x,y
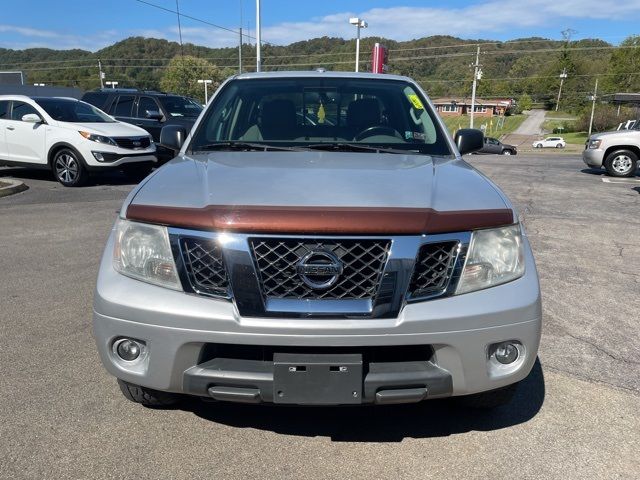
186,358 -> 545,442
0,166 -> 140,187
579,168 -> 605,176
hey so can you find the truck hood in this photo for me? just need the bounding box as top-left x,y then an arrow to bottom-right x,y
590,129 -> 638,140
126,151 -> 514,234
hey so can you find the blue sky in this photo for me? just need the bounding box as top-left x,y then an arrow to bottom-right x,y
0,0 -> 638,51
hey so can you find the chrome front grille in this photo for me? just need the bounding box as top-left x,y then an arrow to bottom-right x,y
180,237 -> 230,297
408,241 -> 460,298
250,238 -> 391,300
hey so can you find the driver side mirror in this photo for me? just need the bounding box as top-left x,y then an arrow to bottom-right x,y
22,113 -> 43,124
454,128 -> 484,155
145,110 -> 164,121
160,125 -> 187,152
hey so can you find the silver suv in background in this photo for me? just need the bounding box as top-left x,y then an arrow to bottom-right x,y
93,71 -> 541,410
583,124 -> 640,177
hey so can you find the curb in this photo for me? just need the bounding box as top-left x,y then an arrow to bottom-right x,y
0,179 -> 28,198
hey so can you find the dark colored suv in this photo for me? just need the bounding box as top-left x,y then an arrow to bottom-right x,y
81,89 -> 203,162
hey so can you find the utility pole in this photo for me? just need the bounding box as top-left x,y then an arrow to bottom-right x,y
588,78 -> 599,138
555,68 -> 567,112
256,0 -> 262,72
470,45 -> 481,129
239,27 -> 243,73
98,59 -> 104,88
349,17 -> 368,72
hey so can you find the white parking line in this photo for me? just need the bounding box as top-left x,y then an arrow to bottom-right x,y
601,177 -> 640,184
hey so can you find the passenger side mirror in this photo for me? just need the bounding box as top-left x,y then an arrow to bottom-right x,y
22,113 -> 43,124
454,129 -> 484,155
145,110 -> 164,121
160,125 -> 187,152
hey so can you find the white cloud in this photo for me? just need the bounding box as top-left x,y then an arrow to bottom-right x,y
2,0 -> 639,51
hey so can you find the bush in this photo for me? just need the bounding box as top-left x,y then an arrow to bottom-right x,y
576,105 -> 624,133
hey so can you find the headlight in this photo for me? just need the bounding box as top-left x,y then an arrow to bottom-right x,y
79,130 -> 117,146
456,224 -> 525,295
113,219 -> 182,290
588,139 -> 602,149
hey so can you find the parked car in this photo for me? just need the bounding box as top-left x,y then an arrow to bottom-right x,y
94,71 -> 541,410
476,137 -> 517,155
81,88 -> 202,162
0,95 -> 156,186
532,137 -> 565,148
583,123 -> 640,177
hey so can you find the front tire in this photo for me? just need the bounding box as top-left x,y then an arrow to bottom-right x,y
604,150 -> 638,177
52,148 -> 87,187
535,144 -> 542,149
556,143 -> 564,149
502,149 -> 513,155
454,382 -> 518,409
117,379 -> 180,407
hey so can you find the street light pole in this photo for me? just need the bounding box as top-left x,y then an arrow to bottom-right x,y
588,78 -> 599,138
197,79 -> 212,103
349,18 -> 367,72
470,45 -> 481,129
105,81 -> 118,89
256,0 -> 262,72
556,68 -> 567,112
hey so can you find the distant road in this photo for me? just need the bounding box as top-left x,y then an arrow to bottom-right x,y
514,109 -> 546,135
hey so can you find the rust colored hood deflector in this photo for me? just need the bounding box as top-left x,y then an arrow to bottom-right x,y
126,204 -> 514,234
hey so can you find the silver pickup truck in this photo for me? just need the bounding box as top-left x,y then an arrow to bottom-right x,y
93,71 -> 541,410
583,126 -> 640,177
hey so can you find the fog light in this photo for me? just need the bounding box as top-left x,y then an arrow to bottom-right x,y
495,342 -> 519,364
93,151 -> 105,162
116,339 -> 141,361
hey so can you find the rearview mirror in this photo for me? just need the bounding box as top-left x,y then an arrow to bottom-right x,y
145,110 -> 164,121
22,113 -> 43,124
160,125 -> 187,152
454,128 -> 484,155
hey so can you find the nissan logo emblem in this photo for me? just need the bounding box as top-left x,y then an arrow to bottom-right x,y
296,250 -> 343,290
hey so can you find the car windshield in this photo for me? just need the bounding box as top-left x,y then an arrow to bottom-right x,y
189,77 -> 452,156
34,98 -> 115,123
159,96 -> 203,118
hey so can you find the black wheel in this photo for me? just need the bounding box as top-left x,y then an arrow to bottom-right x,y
535,144 -> 542,149
52,148 -> 87,187
502,149 -> 513,156
604,149 -> 638,177
556,143 -> 564,149
454,382 -> 518,409
117,379 -> 180,407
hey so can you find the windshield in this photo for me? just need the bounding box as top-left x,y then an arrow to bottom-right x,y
159,96 -> 203,118
35,98 -> 115,123
189,77 -> 451,156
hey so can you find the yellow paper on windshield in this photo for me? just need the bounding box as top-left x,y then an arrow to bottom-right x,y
407,94 -> 424,110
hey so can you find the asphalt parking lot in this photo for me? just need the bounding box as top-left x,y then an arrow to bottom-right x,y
1,155 -> 639,479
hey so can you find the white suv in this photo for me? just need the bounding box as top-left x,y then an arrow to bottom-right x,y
532,136 -> 566,149
0,95 -> 157,186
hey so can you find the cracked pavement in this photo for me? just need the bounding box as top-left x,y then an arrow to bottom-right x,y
1,157 -> 639,479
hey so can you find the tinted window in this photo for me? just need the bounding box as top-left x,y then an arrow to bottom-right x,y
11,101 -> 39,121
158,96 -> 202,118
137,96 -> 159,118
190,77 -> 450,156
81,92 -> 109,109
0,100 -> 9,119
111,95 -> 134,116
35,98 -> 114,123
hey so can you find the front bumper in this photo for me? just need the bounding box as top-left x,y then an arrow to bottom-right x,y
93,230 -> 542,404
582,147 -> 605,168
77,142 -> 157,169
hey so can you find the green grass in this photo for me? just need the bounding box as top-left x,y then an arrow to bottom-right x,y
544,110 -> 578,120
563,131 -> 588,145
440,114 -> 526,138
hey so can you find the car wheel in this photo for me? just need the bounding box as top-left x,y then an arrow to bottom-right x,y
556,144 -> 563,149
454,382 -> 518,409
52,148 -> 87,187
604,149 -> 638,177
502,149 -> 513,155
535,144 -> 542,148
117,379 -> 180,407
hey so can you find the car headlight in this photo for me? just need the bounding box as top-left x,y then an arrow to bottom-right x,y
588,139 -> 602,149
113,219 -> 182,290
79,130 -> 117,146
456,224 -> 525,295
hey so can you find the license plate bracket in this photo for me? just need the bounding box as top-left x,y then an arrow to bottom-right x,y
273,353 -> 363,404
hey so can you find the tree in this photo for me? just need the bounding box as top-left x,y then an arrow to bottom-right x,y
518,93 -> 533,112
160,55 -> 234,102
606,35 -> 640,93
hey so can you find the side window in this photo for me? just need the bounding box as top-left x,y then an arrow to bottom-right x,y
0,100 -> 9,119
110,95 -> 134,117
11,101 -> 39,121
137,97 -> 159,118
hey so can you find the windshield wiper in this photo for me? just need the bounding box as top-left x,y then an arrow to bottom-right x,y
303,143 -> 418,154
192,142 -> 300,152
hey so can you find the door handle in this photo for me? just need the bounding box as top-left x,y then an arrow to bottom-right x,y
6,126 -> 15,130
